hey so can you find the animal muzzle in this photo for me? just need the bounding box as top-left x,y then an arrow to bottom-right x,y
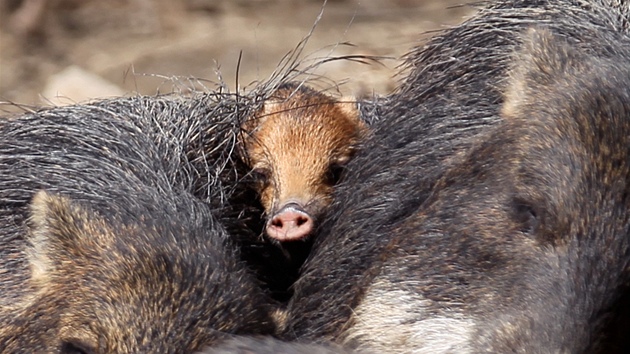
266,203 -> 314,242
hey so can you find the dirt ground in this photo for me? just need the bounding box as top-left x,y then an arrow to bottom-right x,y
0,0 -> 476,111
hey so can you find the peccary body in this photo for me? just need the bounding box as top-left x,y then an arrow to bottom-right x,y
282,1 -> 630,353
202,336 -> 360,354
0,95 -> 276,353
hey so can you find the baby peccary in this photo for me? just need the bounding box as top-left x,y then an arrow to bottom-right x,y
241,84 -> 367,242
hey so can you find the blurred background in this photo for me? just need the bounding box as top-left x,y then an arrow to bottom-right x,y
0,0 -> 474,109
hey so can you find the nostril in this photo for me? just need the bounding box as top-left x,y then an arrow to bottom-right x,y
271,216 -> 283,228
296,215 -> 309,227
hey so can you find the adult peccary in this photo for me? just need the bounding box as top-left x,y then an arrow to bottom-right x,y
282,1 -> 630,353
0,94 -> 277,352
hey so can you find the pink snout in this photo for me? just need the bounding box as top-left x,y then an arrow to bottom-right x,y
266,204 -> 314,242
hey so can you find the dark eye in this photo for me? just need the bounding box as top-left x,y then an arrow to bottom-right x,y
251,167 -> 271,184
326,163 -> 345,185
61,341 -> 94,354
512,199 -> 539,235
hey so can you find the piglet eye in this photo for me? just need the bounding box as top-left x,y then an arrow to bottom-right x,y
326,163 -> 345,185
251,167 -> 271,184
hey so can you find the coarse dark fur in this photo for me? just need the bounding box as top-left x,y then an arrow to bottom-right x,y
282,0 -> 630,352
0,94 -> 277,352
201,336 -> 361,354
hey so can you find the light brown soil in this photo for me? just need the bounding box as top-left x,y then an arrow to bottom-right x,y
0,0 -> 476,110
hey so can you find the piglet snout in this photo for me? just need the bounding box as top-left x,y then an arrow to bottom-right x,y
267,203 -> 314,241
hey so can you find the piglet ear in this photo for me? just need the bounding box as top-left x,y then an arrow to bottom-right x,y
337,96 -> 359,120
338,96 -> 368,135
261,100 -> 283,116
239,99 -> 280,141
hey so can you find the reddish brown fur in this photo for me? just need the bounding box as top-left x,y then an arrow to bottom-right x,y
241,84 -> 367,241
